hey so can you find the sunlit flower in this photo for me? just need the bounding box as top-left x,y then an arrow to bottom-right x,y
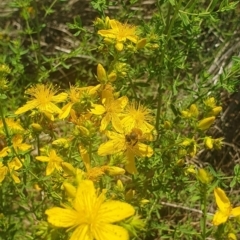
213,187 -> 240,226
12,134 -> 31,152
91,94 -> 128,132
181,104 -> 199,118
59,85 -> 100,119
98,128 -> 153,174
79,145 -> 108,181
0,157 -> 23,183
97,64 -> 116,84
0,118 -> 24,134
15,84 -> 67,116
36,149 -> 63,175
45,180 -> 135,240
121,101 -> 154,134
204,97 -> 216,108
0,146 -> 10,157
98,19 -> 138,51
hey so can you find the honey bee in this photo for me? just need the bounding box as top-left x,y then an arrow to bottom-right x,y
125,128 -> 143,146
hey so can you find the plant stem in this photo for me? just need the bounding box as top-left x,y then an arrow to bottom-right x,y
155,0 -> 183,137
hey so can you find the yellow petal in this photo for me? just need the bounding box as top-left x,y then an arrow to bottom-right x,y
52,92 -> 68,102
134,143 -> 153,157
46,162 -> 57,175
112,115 -> 123,133
231,206 -> 240,217
98,29 -> 117,39
115,42 -> 124,51
74,180 -> 97,213
70,224 -> 92,240
45,207 -> 79,228
214,188 -> 231,213
36,156 -> 49,162
98,139 -> 125,156
212,210 -> 228,226
15,100 -> 38,114
0,164 -> 8,182
93,223 -> 129,240
98,201 -> 135,223
0,147 -> 10,157
11,171 -> 21,183
91,104 -> 106,115
59,103 -> 74,119
125,151 -> 137,174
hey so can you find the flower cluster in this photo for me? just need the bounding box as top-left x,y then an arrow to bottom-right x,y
5,17 -> 153,239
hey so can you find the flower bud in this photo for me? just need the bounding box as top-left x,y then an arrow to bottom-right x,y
204,137 -> 213,149
31,123 -> 42,132
204,97 -> 216,108
164,121 -> 171,129
209,106 -> 222,116
228,233 -> 237,240
62,182 -> 76,198
125,189 -> 135,201
196,168 -> 213,184
97,64 -> 107,83
197,117 -> 215,130
61,162 -> 76,176
116,179 -> 124,191
136,38 -> 147,49
189,104 -> 199,118
52,138 -> 69,148
106,166 -> 125,176
108,71 -> 117,82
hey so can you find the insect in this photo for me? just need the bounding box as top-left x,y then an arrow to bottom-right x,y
125,128 -> 143,146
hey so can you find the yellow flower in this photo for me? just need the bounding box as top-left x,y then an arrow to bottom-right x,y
79,145 -> 109,181
0,118 -> 24,134
45,180 -> 135,240
15,84 -> 67,115
12,134 -> 31,152
213,187 -> 240,226
98,128 -> 153,174
91,95 -> 128,132
36,149 -> 63,175
98,19 -> 138,51
0,157 -> 23,183
59,85 -> 100,119
204,97 -> 216,108
181,104 -> 199,118
121,101 -> 154,134
0,146 -> 10,157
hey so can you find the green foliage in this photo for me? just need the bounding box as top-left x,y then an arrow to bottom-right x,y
1,0 -> 240,239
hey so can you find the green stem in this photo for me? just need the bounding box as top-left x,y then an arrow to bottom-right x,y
201,185 -> 207,240
0,103 -> 10,141
43,0 -> 58,19
155,0 -> 183,136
